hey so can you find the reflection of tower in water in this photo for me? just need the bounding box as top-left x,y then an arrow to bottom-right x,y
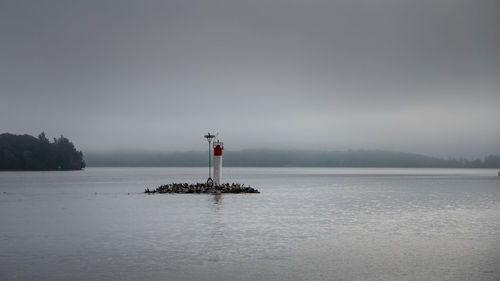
212,193 -> 223,206
204,194 -> 225,263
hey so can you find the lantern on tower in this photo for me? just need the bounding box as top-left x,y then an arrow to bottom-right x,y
213,140 -> 224,185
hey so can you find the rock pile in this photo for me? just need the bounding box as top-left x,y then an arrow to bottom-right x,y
144,182 -> 260,194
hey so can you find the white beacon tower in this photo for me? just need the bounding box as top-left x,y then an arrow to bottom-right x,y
213,140 -> 224,186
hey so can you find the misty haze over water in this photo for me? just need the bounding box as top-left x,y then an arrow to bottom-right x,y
0,0 -> 499,158
84,149 -> 500,168
0,0 -> 500,281
1,1 -> 500,280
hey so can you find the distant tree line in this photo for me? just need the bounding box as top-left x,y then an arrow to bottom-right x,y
0,133 -> 85,170
84,149 -> 500,168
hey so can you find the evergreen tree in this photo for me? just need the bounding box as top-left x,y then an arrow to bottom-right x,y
0,132 -> 85,170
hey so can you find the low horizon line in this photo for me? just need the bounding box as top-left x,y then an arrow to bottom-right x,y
83,148 -> 500,160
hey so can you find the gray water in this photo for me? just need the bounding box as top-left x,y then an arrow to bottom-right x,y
1,167 -> 499,281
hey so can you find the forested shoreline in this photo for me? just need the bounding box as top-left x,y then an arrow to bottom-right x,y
85,149 -> 500,168
2,132 -> 498,169
0,133 -> 85,170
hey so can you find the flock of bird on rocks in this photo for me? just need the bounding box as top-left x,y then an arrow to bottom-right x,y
144,182 -> 260,194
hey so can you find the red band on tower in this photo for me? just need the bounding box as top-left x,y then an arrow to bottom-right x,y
213,141 -> 224,156
214,145 -> 223,156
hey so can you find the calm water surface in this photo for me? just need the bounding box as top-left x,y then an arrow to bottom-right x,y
1,167 -> 499,281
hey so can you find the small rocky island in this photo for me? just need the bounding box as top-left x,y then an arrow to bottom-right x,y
145,182 -> 259,194
144,133 -> 259,195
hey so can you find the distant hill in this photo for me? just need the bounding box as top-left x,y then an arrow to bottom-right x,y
0,133 -> 85,170
84,149 -> 500,168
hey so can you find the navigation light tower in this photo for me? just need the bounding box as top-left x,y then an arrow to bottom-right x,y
213,140 -> 224,186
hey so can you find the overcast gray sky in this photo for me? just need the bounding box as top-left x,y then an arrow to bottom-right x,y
1,0 -> 499,157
